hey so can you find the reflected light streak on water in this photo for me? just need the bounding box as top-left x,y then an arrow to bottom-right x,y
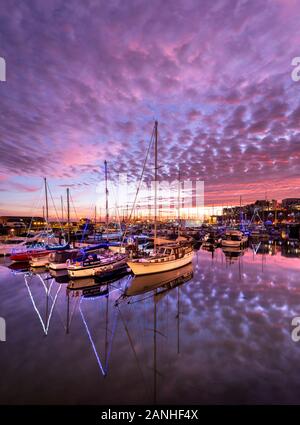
0,244 -> 300,404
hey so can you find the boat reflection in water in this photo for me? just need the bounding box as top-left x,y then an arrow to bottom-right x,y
68,277 -> 110,299
222,245 -> 246,264
120,263 -> 194,403
8,261 -> 30,274
48,268 -> 69,283
68,268 -> 129,294
2,241 -> 300,404
281,240 -> 300,258
124,263 -> 193,297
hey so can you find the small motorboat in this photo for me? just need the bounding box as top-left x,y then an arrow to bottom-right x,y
0,237 -> 28,256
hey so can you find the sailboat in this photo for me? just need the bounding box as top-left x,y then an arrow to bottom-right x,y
11,178 -> 69,262
0,234 -> 40,256
67,161 -> 128,278
127,121 -> 194,275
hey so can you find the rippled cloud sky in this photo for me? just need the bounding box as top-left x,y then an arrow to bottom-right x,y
0,0 -> 300,216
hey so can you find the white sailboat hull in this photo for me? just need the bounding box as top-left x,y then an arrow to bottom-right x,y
67,265 -> 100,278
67,258 -> 127,278
0,242 -> 27,256
127,250 -> 194,275
0,246 -> 12,256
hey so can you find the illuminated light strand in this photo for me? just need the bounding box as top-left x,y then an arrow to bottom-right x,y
24,274 -> 47,334
79,295 -> 119,377
36,273 -> 67,331
36,273 -> 66,328
45,284 -> 62,333
251,242 -> 261,255
36,273 -> 54,295
24,273 -> 62,335
79,299 -> 106,376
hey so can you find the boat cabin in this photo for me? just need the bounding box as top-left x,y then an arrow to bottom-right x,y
157,244 -> 192,259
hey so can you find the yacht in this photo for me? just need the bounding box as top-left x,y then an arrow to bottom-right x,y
221,230 -> 248,247
0,237 -> 28,256
127,239 -> 193,275
126,121 -> 194,276
0,231 -> 52,257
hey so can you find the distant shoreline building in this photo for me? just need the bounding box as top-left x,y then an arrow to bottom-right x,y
281,198 -> 300,210
0,216 -> 45,228
222,198 -> 300,225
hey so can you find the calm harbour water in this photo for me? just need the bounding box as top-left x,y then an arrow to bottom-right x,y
0,244 -> 300,405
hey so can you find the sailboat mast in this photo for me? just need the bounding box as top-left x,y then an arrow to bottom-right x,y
178,169 -> 181,237
154,121 -> 158,251
177,286 -> 180,354
61,195 -> 64,223
67,188 -> 70,243
104,160 -> 109,238
44,177 -> 49,226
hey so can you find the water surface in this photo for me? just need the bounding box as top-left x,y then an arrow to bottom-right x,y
0,244 -> 300,404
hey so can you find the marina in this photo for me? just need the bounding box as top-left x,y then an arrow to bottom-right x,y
0,129 -> 299,405
1,0 -> 300,413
